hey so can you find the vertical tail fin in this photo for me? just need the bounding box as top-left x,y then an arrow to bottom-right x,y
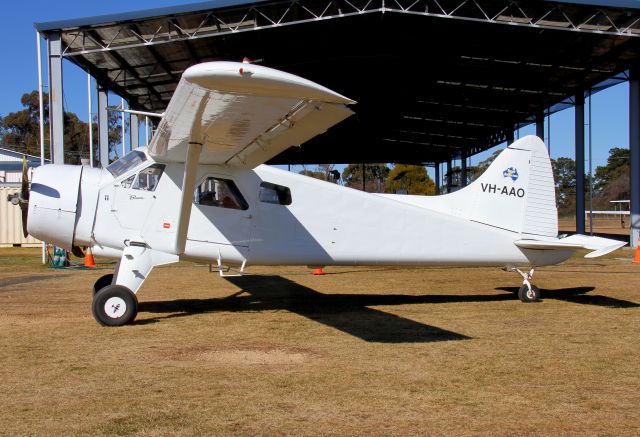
468,135 -> 557,236
380,136 -> 558,237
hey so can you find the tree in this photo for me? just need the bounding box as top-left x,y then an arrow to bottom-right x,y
0,91 -> 49,158
470,150 -> 501,181
0,90 -> 123,165
593,147 -> 629,193
299,164 -> 341,183
298,168 -> 327,180
592,147 -> 630,209
342,163 -> 389,192
551,157 -> 577,215
384,164 -> 435,195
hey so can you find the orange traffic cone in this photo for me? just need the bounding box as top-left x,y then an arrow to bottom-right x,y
84,247 -> 96,268
633,245 -> 640,264
312,267 -> 326,275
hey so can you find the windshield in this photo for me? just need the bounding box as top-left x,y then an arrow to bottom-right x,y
106,150 -> 147,177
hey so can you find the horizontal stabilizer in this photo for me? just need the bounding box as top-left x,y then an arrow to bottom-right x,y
515,234 -> 627,258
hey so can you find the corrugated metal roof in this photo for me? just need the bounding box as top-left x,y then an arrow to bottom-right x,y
32,0 -> 640,164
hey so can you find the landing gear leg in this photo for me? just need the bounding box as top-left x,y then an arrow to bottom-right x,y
510,267 -> 540,303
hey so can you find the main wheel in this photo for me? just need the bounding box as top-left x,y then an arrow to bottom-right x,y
93,273 -> 114,295
92,285 -> 138,326
518,284 -> 541,303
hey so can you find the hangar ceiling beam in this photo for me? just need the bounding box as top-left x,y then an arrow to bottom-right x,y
86,30 -> 167,109
170,19 -> 202,64
52,0 -> 640,59
129,24 -> 179,82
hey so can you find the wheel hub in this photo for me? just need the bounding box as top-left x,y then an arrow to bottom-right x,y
526,287 -> 536,300
104,296 -> 127,318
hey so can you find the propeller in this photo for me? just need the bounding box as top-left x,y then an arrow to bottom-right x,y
19,157 -> 30,238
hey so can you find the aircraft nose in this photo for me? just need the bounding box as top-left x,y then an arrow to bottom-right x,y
27,164 -> 83,250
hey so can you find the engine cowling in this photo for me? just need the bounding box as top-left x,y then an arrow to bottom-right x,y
27,165 -> 82,250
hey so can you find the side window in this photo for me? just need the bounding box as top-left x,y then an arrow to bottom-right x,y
194,177 -> 248,210
132,164 -> 165,191
259,182 -> 292,205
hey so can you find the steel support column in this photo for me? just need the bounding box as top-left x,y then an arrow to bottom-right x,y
575,94 -> 586,234
97,84 -> 109,167
506,129 -> 514,145
461,151 -> 467,187
629,69 -> 640,248
434,163 -> 440,195
130,114 -> 139,150
446,157 -> 452,192
536,112 -> 545,141
47,31 -> 64,164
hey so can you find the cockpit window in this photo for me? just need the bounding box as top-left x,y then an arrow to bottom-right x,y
132,164 -> 165,191
120,175 -> 135,189
194,177 -> 248,210
106,150 -> 147,177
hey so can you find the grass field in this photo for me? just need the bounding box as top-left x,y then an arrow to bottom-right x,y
1,248 -> 639,436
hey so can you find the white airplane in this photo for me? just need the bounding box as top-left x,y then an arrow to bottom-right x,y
18,61 -> 626,326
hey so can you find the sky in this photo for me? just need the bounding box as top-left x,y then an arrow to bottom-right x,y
0,0 -> 632,178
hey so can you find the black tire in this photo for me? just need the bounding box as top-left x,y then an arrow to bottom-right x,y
518,284 -> 541,303
92,285 -> 138,326
93,273 -> 114,295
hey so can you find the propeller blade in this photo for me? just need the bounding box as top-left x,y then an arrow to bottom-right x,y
21,157 -> 29,203
20,157 -> 29,238
21,205 -> 28,238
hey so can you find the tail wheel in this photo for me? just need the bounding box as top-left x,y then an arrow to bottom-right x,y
93,273 -> 114,295
92,285 -> 138,326
518,284 -> 541,303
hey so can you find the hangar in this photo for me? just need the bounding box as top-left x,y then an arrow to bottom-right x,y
34,0 -> 640,245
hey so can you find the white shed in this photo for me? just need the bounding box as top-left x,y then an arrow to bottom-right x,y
0,148 -> 49,246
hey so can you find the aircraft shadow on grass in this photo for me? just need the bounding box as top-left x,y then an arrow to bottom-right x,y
496,286 -> 640,308
138,275 -> 480,343
138,277 -> 639,341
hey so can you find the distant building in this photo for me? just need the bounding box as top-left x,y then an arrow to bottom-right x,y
0,147 -> 47,246
0,147 -> 49,186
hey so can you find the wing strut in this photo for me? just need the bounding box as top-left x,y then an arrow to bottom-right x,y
173,92 -> 208,255
174,142 -> 202,255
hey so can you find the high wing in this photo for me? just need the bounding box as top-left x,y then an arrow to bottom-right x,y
147,61 -> 355,168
